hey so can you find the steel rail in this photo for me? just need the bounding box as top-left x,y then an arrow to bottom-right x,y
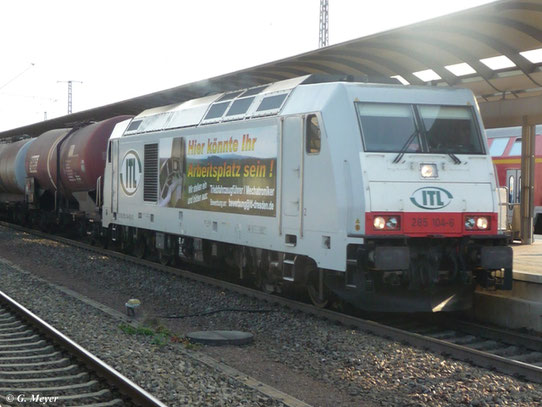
3,221 -> 542,384
0,288 -> 167,407
446,317 -> 542,352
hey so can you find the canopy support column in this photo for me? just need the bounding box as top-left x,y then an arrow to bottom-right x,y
520,118 -> 535,244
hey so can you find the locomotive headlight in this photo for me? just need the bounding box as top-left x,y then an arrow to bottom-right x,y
476,217 -> 489,230
465,216 -> 490,231
420,163 -> 438,178
386,217 -> 399,230
373,216 -> 386,230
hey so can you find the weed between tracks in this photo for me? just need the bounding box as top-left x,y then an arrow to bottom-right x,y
119,323 -> 199,349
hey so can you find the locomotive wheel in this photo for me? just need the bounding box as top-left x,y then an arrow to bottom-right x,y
94,227 -> 106,248
133,238 -> 146,259
254,255 -> 275,294
93,236 -> 106,248
158,249 -> 172,266
95,227 -> 109,249
257,275 -> 275,294
76,220 -> 86,238
119,233 -> 133,254
15,209 -> 26,226
38,217 -> 48,232
307,269 -> 329,308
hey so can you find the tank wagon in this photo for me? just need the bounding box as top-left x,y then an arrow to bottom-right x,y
23,116 -> 132,227
0,116 -> 131,230
486,126 -> 542,233
0,76 -> 512,312
0,139 -> 34,195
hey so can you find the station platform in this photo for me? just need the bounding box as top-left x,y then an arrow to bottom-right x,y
473,237 -> 542,332
510,238 -> 542,282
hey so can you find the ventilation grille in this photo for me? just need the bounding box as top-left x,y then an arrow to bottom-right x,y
144,143 -> 158,202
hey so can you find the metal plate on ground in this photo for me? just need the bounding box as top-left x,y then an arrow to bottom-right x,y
186,330 -> 253,346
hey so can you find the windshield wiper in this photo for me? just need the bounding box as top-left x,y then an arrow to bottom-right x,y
448,153 -> 461,164
393,130 -> 419,163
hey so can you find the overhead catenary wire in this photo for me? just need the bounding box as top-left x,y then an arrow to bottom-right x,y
0,63 -> 35,92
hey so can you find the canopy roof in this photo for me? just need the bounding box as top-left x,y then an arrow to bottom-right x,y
2,0 -> 541,139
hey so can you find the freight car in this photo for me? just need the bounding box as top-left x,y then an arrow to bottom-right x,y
0,76 -> 513,312
486,126 -> 542,233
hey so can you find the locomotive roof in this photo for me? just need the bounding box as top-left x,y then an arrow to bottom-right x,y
123,76 -> 310,136
120,76 -> 477,137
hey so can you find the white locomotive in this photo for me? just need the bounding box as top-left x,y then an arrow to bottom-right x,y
99,75 -> 512,312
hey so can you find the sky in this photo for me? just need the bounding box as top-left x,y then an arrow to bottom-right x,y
0,0 -> 496,131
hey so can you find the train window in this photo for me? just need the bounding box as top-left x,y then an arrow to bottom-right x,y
226,97 -> 255,116
204,101 -> 230,120
357,103 -> 419,152
419,106 -> 483,154
257,94 -> 287,111
489,138 -> 509,156
240,86 -> 267,97
509,140 -> 522,155
216,91 -> 244,102
306,114 -> 321,154
509,175 -> 515,203
126,120 -> 142,132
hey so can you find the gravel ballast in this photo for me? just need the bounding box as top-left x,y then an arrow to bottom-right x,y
0,226 -> 541,407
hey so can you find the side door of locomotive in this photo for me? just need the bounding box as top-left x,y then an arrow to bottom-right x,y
281,116 -> 303,239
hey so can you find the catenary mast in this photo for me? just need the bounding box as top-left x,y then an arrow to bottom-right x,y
319,0 -> 329,48
57,80 -> 82,114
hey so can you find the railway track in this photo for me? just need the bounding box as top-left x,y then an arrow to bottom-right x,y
0,288 -> 167,406
2,221 -> 542,385
382,315 -> 542,377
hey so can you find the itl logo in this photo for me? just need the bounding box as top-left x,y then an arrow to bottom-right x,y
410,187 -> 453,210
120,151 -> 142,196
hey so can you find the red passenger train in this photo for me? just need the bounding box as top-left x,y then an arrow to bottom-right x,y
486,125 -> 542,233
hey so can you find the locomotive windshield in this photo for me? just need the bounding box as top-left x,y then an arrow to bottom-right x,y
357,103 -> 484,155
356,104 -> 420,153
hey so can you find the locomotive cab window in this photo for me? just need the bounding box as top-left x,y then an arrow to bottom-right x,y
306,114 -> 321,154
356,102 -> 484,155
357,103 -> 419,152
420,105 -> 483,154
